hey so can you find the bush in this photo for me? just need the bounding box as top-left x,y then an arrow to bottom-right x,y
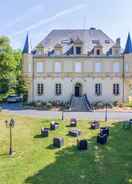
113,101 -> 124,108
94,101 -> 105,109
46,102 -> 52,109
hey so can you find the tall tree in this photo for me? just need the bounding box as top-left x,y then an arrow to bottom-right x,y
0,36 -> 17,94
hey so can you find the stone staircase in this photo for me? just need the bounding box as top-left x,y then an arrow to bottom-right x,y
70,95 -> 92,112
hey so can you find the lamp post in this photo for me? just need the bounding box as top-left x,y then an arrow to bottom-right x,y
5,118 -> 15,156
105,103 -> 108,122
62,110 -> 64,121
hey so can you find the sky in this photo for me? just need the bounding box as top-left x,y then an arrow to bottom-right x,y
0,0 -> 132,50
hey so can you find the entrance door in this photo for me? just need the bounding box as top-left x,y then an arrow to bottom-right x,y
75,86 -> 80,97
75,83 -> 82,97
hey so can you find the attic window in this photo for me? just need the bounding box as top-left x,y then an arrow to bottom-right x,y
105,40 -> 110,44
92,40 -> 100,44
76,47 -> 81,55
96,49 -> 100,56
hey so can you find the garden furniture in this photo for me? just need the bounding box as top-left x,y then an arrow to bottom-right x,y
77,139 -> 88,150
69,128 -> 81,137
53,137 -> 64,148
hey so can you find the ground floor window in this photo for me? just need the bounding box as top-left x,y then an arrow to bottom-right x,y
55,83 -> 62,96
113,84 -> 120,96
37,83 -> 44,96
95,83 -> 102,96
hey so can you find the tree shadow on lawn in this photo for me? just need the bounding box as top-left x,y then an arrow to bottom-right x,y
25,122 -> 132,184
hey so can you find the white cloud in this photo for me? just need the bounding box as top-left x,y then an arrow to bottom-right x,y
7,4 -> 44,28
12,3 -> 87,37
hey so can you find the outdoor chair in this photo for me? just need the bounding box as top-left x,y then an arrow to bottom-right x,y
70,118 -> 77,127
91,121 -> 100,129
41,128 -> 49,137
97,133 -> 107,145
69,128 -> 81,137
77,139 -> 88,151
100,127 -> 109,136
53,137 -> 64,148
50,121 -> 59,130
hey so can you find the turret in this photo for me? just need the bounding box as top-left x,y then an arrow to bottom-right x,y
22,33 -> 33,74
22,33 -> 33,103
124,33 -> 132,54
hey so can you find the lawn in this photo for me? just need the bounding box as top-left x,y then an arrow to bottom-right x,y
0,112 -> 132,184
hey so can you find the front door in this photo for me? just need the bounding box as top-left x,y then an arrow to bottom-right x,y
75,86 -> 80,97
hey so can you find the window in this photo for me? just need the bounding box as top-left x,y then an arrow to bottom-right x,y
28,63 -> 32,73
105,40 -> 110,44
125,64 -> 129,72
55,62 -> 61,73
95,63 -> 101,72
113,63 -> 120,73
96,49 -> 100,56
113,84 -> 120,96
37,83 -> 44,96
37,62 -> 43,73
75,63 -> 82,72
95,83 -> 102,96
55,83 -> 62,96
76,47 -> 81,55
92,40 -> 100,44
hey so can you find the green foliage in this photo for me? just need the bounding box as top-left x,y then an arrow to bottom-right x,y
0,36 -> 27,101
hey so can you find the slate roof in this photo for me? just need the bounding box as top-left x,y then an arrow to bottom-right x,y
37,28 -> 114,54
124,33 -> 132,54
23,33 -> 31,54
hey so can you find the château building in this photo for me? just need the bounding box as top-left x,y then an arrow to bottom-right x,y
22,28 -> 132,110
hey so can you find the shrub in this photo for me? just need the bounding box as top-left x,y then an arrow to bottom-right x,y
94,101 -> 105,109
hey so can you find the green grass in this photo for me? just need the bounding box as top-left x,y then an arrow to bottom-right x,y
0,112 -> 132,184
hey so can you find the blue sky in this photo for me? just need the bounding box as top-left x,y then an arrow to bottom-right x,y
0,0 -> 132,50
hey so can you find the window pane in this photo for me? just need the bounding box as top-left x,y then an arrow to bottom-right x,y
37,63 -> 43,73
55,62 -> 61,73
125,64 -> 129,72
113,63 -> 120,73
76,47 -> 81,55
95,83 -> 102,96
56,83 -> 62,95
37,83 -> 44,96
28,63 -> 32,73
75,63 -> 82,72
113,84 -> 120,95
95,63 -> 101,72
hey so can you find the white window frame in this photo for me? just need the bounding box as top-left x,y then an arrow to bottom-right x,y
37,62 -> 43,73
95,63 -> 101,72
113,63 -> 120,73
55,62 -> 61,73
75,63 -> 82,73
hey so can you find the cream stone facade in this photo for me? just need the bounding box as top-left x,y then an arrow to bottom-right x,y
22,28 -> 132,105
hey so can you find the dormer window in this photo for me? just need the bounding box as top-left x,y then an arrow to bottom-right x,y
96,49 -> 100,56
105,40 -> 110,44
76,47 -> 81,55
92,40 -> 100,44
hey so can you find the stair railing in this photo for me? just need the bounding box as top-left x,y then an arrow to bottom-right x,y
83,94 -> 94,111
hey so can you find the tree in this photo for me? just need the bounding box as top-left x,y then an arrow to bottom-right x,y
0,36 -> 27,101
0,36 -> 17,95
